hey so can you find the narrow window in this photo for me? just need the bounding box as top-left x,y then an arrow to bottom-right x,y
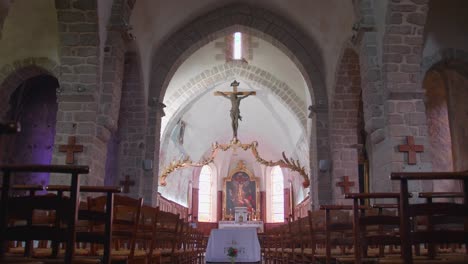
271,166 -> 284,222
198,165 -> 213,222
233,32 -> 242,60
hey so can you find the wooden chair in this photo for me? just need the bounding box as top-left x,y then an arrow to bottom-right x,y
418,192 -> 466,258
345,193 -> 402,264
0,164 -> 88,263
287,213 -> 317,264
46,185 -> 122,264
86,194 -> 144,263
135,205 -> 159,259
319,205 -> 355,264
391,171 -> 468,264
1,185 -> 45,257
148,211 -> 180,264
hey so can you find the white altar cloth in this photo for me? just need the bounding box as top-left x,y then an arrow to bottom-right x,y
205,228 -> 261,263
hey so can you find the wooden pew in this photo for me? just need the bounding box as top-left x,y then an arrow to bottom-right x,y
0,164 -> 88,263
391,171 -> 468,264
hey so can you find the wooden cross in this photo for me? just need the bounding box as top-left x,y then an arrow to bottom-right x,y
59,136 -> 83,164
398,136 -> 424,165
214,80 -> 256,96
120,175 -> 135,193
336,176 -> 355,194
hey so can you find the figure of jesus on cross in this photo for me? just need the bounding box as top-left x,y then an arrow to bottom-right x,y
214,80 -> 256,140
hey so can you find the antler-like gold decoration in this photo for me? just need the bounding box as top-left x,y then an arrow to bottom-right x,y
159,139 -> 310,188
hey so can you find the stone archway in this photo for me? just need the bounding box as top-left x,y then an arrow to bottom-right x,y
422,49 -> 468,191
147,3 -> 330,207
0,57 -> 59,119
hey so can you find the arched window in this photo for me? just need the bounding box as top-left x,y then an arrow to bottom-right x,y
270,166 -> 284,222
233,32 -> 242,60
198,165 -> 213,222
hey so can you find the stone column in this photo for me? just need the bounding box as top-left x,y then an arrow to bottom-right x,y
53,0 -> 105,186
378,0 -> 432,193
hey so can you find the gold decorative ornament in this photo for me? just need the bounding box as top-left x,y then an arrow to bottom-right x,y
159,138 -> 310,188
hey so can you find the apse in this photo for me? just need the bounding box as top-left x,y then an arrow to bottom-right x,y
158,32 -> 312,207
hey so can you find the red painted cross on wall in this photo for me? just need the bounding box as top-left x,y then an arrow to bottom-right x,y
336,176 -> 355,194
398,136 -> 424,165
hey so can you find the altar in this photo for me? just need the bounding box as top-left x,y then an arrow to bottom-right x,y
205,228 -> 261,263
218,220 -> 264,233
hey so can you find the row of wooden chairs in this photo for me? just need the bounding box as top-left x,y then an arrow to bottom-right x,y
260,172 -> 468,264
0,165 -> 207,264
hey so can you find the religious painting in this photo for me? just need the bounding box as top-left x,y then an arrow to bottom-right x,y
223,161 -> 260,219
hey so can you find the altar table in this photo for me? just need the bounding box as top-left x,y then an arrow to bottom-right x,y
205,228 -> 261,263
218,220 -> 264,233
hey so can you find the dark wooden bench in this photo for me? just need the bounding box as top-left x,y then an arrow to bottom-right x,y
46,185 -> 122,264
345,193 -> 402,264
391,171 -> 468,264
0,164 -> 88,263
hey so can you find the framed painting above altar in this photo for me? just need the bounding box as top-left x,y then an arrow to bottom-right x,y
223,161 -> 260,219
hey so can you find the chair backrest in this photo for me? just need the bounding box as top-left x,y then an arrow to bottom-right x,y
136,205 -> 159,250
345,193 -> 402,264
150,210 -> 180,255
0,164 -> 89,263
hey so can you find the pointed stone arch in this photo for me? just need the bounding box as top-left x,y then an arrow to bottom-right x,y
147,3 -> 330,207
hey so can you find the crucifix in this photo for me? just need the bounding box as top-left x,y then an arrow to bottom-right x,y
59,136 -> 83,164
120,175 -> 135,193
398,136 -> 424,165
336,176 -> 355,194
214,80 -> 256,139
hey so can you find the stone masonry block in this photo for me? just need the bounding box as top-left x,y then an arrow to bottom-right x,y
57,11 -> 85,22
406,112 -> 426,125
60,33 -> 80,46
397,101 -> 415,112
72,0 -> 97,10
389,125 -> 411,137
407,13 -> 426,26
74,111 -> 96,122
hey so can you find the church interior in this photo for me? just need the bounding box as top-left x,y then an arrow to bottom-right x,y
0,0 -> 467,263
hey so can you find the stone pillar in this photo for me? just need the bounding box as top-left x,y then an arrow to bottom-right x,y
378,0 -> 432,193
217,190 -> 223,221
144,101 -> 165,206
260,191 -> 266,221
330,49 -> 361,204
116,52 -> 146,199
311,106 -> 332,207
283,188 -> 291,220
191,187 -> 199,220
53,0 -> 105,186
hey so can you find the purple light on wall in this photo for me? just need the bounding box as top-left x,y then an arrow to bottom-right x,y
7,75 -> 58,191
104,132 -> 119,186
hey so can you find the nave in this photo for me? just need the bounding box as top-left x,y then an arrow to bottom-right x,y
1,124 -> 467,264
